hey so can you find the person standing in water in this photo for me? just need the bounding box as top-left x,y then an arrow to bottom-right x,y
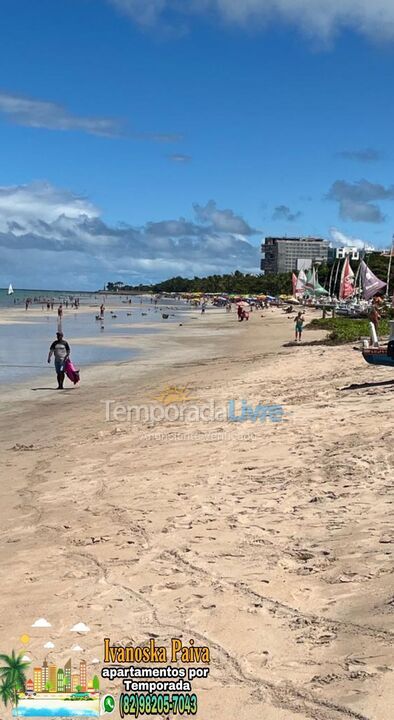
294,312 -> 304,342
47,332 -> 70,389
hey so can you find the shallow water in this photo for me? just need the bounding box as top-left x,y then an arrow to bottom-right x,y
0,296 -> 186,384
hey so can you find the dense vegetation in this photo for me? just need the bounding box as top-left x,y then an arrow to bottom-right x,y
308,316 -> 391,344
105,252 -> 393,296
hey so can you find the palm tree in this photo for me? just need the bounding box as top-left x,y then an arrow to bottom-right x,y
0,676 -> 14,707
0,650 -> 30,714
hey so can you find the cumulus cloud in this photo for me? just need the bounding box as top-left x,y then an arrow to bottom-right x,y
43,642 -> 55,649
336,148 -> 382,163
0,183 -> 260,288
326,179 -> 394,223
272,204 -> 302,222
0,91 -> 182,143
107,0 -> 394,40
193,199 -> 257,235
329,227 -> 369,250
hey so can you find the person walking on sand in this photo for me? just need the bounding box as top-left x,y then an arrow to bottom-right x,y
294,312 -> 304,342
47,332 -> 70,389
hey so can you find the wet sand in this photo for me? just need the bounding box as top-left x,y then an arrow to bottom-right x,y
0,307 -> 392,719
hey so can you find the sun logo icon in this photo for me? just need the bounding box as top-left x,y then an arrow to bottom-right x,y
152,385 -> 194,405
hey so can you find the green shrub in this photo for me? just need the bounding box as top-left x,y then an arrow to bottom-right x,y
308,317 -> 390,344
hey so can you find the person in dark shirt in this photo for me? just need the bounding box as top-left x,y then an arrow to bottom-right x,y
47,332 -> 70,389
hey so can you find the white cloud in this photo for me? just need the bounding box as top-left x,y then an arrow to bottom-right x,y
0,182 -> 260,288
31,618 -> 51,628
107,0 -> 394,40
92,658 -> 100,664
21,655 -> 31,662
329,227 -> 370,250
0,182 -> 98,232
70,623 -> 91,632
72,644 -> 84,651
43,642 -> 55,649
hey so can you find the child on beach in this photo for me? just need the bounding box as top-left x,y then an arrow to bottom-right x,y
294,312 -> 304,342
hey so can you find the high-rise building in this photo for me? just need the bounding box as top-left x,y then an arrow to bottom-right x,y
79,660 -> 87,692
71,673 -> 80,692
41,660 -> 48,692
49,664 -> 57,692
33,668 -> 42,693
261,236 -> 329,274
64,659 -> 72,692
57,669 -> 65,693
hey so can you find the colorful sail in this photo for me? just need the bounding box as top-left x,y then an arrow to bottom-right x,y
304,267 -> 314,290
360,260 -> 386,300
339,257 -> 355,299
292,272 -> 297,296
295,269 -> 306,297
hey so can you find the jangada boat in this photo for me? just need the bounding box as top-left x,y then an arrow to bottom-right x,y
362,320 -> 394,367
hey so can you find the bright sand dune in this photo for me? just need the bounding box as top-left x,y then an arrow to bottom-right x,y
0,307 -> 393,720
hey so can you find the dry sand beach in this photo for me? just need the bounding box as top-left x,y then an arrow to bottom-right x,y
0,307 -> 393,719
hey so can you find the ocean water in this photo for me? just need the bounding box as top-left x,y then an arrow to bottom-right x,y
0,287 -> 104,308
13,699 -> 99,717
0,293 -> 186,385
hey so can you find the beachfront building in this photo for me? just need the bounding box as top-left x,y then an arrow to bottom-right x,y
26,679 -> 34,694
71,673 -> 80,692
261,236 -> 329,274
57,668 -> 65,692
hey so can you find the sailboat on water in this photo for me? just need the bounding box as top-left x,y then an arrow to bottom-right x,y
8,283 -> 14,295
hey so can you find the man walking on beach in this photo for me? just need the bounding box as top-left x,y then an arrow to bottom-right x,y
47,332 -> 70,389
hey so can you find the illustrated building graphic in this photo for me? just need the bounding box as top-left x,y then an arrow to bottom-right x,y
80,660 -> 87,692
64,659 -> 72,692
49,664 -> 57,692
33,668 -> 42,693
28,657 -> 96,695
41,660 -> 48,691
57,668 -> 64,693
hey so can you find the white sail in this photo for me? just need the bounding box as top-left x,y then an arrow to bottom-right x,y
8,283 -> 14,295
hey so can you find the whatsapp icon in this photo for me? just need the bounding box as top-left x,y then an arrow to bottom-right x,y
103,694 -> 115,713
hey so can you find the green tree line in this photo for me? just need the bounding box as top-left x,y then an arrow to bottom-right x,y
105,253 -> 393,296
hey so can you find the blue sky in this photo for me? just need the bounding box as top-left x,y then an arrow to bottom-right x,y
1,0 -> 394,288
